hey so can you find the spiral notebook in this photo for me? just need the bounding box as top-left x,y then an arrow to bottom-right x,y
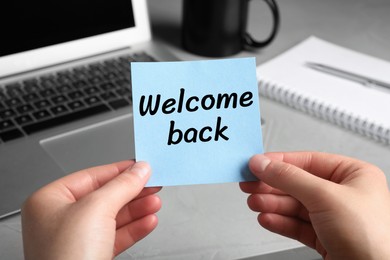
257,36 -> 390,145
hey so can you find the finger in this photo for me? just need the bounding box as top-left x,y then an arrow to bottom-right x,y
114,214 -> 158,256
247,193 -> 310,221
239,181 -> 286,195
135,187 -> 163,200
258,213 -> 318,250
47,160 -> 135,202
91,161 -> 152,214
116,194 -> 162,229
249,154 -> 336,209
264,151 -> 370,183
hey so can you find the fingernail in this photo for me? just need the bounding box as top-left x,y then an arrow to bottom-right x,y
127,161 -> 150,178
251,154 -> 271,173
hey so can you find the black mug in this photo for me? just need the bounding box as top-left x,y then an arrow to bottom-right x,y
182,0 -> 280,57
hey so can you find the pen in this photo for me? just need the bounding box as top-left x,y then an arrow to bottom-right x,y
305,62 -> 390,91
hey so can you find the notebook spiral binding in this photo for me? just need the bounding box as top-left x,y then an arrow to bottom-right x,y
258,80 -> 390,145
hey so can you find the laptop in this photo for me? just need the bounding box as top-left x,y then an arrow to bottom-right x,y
0,0 -> 177,218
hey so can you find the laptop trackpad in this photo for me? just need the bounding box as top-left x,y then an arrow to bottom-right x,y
40,114 -> 135,174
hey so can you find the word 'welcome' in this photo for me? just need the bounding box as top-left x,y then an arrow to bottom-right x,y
139,88 -> 253,116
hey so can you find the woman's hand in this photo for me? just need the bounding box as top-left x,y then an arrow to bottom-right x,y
240,152 -> 390,260
22,160 -> 161,260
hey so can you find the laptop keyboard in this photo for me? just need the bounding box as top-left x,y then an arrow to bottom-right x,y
0,52 -> 156,143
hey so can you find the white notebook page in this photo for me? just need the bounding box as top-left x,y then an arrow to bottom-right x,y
257,36 -> 390,140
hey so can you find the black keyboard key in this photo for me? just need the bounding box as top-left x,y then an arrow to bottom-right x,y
73,79 -> 89,88
68,90 -> 84,100
109,99 -> 129,110
23,78 -> 39,85
73,67 -> 89,78
16,104 -> 34,114
23,92 -> 40,102
23,104 -> 110,134
0,119 -> 15,131
5,83 -> 23,91
51,105 -> 69,115
103,71 -> 118,80
0,128 -> 24,142
23,79 -> 41,93
56,84 -> 73,93
34,100 -> 51,109
24,85 -> 41,94
15,115 -> 33,125
40,76 -> 57,89
0,109 -> 16,119
33,109 -> 51,120
116,79 -> 131,88
68,100 -> 85,110
100,91 -> 116,101
100,82 -> 115,91
116,88 -> 131,96
88,76 -> 103,85
84,86 -> 100,95
5,97 -> 22,107
40,89 -> 56,97
90,62 -> 105,72
56,72 -> 74,85
84,96 -> 101,105
51,95 -> 68,104
103,58 -> 117,67
6,84 -> 25,97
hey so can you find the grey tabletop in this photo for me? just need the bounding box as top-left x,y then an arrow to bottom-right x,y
1,0 -> 390,259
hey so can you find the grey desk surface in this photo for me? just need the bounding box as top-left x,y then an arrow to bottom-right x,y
1,0 -> 390,259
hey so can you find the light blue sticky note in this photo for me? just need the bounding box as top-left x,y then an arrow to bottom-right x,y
131,57 -> 263,186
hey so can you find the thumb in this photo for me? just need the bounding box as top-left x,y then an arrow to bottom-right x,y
249,154 -> 333,208
88,161 -> 151,214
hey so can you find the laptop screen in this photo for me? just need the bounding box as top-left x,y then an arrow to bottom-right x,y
1,0 -> 135,57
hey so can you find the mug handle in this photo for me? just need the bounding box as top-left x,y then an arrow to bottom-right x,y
243,0 -> 280,48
